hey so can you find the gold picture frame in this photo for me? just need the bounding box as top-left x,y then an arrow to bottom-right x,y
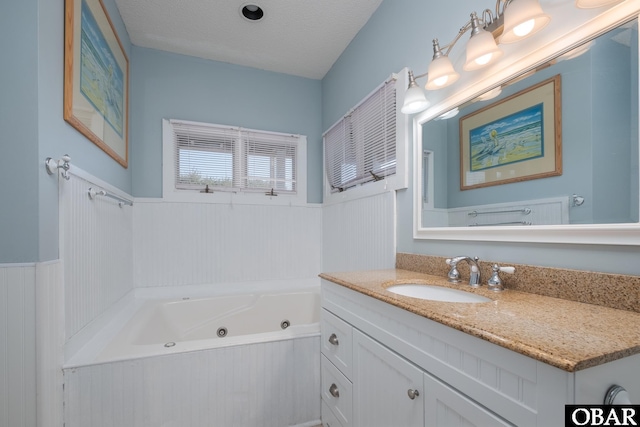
64,0 -> 129,167
459,75 -> 562,190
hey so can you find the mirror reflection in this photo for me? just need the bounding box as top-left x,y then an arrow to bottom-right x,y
421,19 -> 639,229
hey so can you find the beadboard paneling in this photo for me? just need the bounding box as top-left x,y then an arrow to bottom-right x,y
0,264 -> 37,427
61,174 -> 134,339
322,192 -> 396,272
64,336 -> 320,427
36,260 -> 64,427
133,202 -> 323,287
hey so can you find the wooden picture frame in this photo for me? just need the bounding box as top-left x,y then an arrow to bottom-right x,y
459,75 -> 562,190
64,0 -> 129,167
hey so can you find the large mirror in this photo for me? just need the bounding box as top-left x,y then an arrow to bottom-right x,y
414,7 -> 640,245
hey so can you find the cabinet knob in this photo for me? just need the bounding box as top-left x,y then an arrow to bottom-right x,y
407,389 -> 420,400
604,385 -> 631,405
329,383 -> 340,398
328,333 -> 339,346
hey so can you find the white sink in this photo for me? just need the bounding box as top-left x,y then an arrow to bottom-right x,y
386,283 -> 491,303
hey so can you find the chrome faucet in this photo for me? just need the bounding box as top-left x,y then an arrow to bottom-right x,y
446,256 -> 481,288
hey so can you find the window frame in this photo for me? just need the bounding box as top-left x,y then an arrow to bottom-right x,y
322,69 -> 410,205
162,119 -> 308,206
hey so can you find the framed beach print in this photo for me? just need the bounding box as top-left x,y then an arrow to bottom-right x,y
64,0 -> 129,167
459,75 -> 562,190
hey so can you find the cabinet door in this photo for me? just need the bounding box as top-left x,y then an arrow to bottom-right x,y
352,330 -> 424,427
424,373 -> 514,427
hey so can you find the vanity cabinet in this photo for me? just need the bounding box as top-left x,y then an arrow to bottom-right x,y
320,278 -> 640,427
352,329 -> 424,427
423,373 -> 513,427
320,281 -> 520,427
322,304 -> 514,427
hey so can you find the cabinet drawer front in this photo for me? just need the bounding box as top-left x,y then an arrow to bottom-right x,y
321,354 -> 353,427
322,400 -> 345,427
321,309 -> 353,378
424,372 -> 515,427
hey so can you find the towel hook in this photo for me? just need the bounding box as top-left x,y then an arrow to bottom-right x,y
45,154 -> 71,180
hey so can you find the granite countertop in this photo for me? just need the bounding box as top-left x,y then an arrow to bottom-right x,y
319,269 -> 640,372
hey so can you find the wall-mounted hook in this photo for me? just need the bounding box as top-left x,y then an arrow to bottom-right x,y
45,154 -> 71,180
572,194 -> 585,207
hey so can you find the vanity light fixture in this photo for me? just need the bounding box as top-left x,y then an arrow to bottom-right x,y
401,0 -> 551,114
575,0 -> 624,8
401,70 -> 431,114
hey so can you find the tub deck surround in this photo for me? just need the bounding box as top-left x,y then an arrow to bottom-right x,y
319,268 -> 640,372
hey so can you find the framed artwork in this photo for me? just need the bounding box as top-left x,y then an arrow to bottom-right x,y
64,0 -> 129,167
459,75 -> 561,190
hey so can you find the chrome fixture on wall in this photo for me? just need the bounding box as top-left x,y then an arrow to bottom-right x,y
87,187 -> 133,207
401,0 -> 627,114
45,154 -> 71,180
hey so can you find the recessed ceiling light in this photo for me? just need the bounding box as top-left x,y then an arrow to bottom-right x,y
241,4 -> 264,21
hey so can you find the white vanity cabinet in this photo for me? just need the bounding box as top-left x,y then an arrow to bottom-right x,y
320,278 -> 640,427
423,373 -> 514,427
321,309 -> 353,427
352,329 -> 424,427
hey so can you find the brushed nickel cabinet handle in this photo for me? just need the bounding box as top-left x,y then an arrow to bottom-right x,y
329,383 -> 340,398
407,389 -> 420,400
328,333 -> 339,346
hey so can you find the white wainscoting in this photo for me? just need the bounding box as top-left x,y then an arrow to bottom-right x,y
0,264 -> 36,427
322,191 -> 396,272
133,201 -> 323,287
36,260 -> 64,427
63,336 -> 320,427
61,173 -> 134,339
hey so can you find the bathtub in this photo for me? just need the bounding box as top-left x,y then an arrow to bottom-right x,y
97,289 -> 320,363
63,281 -> 322,427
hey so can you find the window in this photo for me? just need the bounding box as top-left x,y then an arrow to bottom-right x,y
164,120 -> 304,200
324,77 -> 397,194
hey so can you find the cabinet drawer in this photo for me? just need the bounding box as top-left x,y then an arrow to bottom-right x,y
322,400 -> 345,427
321,354 -> 353,427
321,309 -> 353,378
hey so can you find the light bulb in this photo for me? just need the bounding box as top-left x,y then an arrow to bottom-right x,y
475,53 -> 493,66
514,19 -> 535,37
500,0 -> 550,44
433,76 -> 449,87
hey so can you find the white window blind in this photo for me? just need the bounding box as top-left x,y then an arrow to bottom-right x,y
324,78 -> 397,193
171,120 -> 299,194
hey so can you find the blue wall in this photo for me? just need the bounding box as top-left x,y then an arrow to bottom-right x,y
0,0 -> 322,263
0,1 -> 40,262
129,48 -> 323,201
323,0 -> 640,275
1,0 -> 131,263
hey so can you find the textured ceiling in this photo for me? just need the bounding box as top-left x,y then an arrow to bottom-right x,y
114,0 -> 384,80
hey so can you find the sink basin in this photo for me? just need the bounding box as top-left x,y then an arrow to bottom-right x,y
386,283 -> 491,303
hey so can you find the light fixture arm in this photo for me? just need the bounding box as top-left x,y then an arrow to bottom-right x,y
439,18 -> 475,58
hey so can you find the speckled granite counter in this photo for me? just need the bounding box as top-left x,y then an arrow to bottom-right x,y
319,268 -> 640,372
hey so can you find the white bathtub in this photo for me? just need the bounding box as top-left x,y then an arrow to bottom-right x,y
97,289 -> 320,363
64,281 -> 322,427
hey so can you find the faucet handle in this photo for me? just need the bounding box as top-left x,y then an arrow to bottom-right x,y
445,258 -> 461,283
487,264 -> 515,292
